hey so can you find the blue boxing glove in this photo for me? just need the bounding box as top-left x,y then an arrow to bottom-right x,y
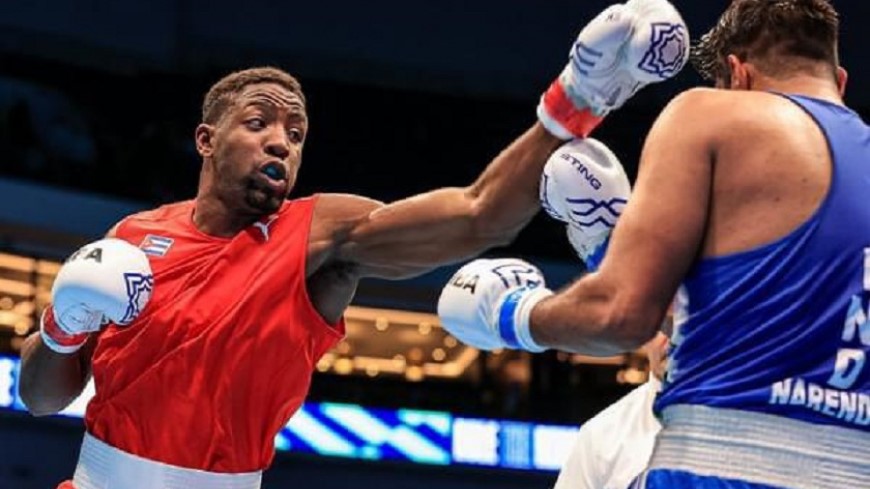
437,258 -> 554,352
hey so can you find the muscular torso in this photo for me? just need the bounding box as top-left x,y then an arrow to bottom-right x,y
704,91 -> 832,258
87,198 -> 346,471
656,88 -> 870,431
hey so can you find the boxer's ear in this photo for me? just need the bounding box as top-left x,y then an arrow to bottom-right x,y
195,124 -> 215,158
725,55 -> 751,91
836,67 -> 848,97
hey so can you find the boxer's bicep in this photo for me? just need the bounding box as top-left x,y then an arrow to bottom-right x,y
105,221 -> 121,238
313,190 -> 505,280
600,89 -> 715,319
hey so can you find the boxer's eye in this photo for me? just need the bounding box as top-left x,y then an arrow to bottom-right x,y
245,118 -> 266,130
287,128 -> 304,144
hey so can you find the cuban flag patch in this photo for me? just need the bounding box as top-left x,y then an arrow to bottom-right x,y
139,234 -> 174,257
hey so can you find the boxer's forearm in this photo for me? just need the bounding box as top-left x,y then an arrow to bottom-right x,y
463,123 -> 563,235
529,275 -> 662,356
19,332 -> 92,416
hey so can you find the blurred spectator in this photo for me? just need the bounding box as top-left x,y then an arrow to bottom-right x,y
0,77 -> 96,176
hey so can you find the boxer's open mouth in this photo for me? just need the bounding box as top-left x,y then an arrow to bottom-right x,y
259,161 -> 288,182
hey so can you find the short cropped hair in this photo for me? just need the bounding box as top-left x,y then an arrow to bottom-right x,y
201,67 -> 306,124
691,0 -> 839,82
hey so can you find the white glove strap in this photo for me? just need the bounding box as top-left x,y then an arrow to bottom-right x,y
497,286 -> 554,352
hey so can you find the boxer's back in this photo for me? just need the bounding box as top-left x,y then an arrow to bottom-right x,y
698,89 -> 834,259
657,90 -> 870,430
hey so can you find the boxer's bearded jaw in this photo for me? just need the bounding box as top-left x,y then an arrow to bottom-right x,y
243,173 -> 285,215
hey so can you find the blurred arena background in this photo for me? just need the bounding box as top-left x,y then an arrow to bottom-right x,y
0,1 -> 867,487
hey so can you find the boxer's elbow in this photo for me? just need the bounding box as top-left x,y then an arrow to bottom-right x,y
466,193 -> 527,248
26,403 -> 63,418
601,297 -> 664,351
19,385 -> 72,417
535,282 -> 662,355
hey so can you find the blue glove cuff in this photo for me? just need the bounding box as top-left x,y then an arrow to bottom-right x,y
497,286 -> 553,352
498,287 -> 529,349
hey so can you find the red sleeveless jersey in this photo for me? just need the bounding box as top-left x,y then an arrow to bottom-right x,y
85,197 -> 345,472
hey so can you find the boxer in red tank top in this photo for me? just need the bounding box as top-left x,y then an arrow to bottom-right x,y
89,197 -> 342,471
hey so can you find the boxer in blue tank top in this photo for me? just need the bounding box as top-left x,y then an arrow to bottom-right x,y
633,3 -> 869,487
607,2 -> 865,487
431,1 -> 868,488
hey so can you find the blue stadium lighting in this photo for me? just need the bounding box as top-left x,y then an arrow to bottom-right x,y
282,407 -> 358,457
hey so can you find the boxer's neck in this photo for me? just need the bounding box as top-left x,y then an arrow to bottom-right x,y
191,159 -> 262,237
751,73 -> 844,106
192,194 -> 256,238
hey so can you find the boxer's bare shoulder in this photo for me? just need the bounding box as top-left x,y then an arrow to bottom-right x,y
639,86 -> 831,257
306,192 -> 384,273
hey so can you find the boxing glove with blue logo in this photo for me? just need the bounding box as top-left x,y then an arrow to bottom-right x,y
540,138 -> 631,271
437,258 -> 553,352
537,0 -> 689,139
41,238 -> 154,353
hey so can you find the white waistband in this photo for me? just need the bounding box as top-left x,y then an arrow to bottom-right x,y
73,433 -> 263,489
648,405 -> 870,489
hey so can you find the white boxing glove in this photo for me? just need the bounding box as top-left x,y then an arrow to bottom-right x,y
537,0 -> 689,139
437,258 -> 553,352
540,138 -> 630,270
41,238 -> 154,353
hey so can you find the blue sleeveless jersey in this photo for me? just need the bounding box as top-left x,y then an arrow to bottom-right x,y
654,94 -> 870,431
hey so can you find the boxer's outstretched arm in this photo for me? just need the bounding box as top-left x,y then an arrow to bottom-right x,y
312,123 -> 562,279
310,0 -> 689,281
529,89 -> 715,355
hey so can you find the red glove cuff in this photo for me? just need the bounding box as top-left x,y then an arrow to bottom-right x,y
539,81 -> 605,139
40,306 -> 89,353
